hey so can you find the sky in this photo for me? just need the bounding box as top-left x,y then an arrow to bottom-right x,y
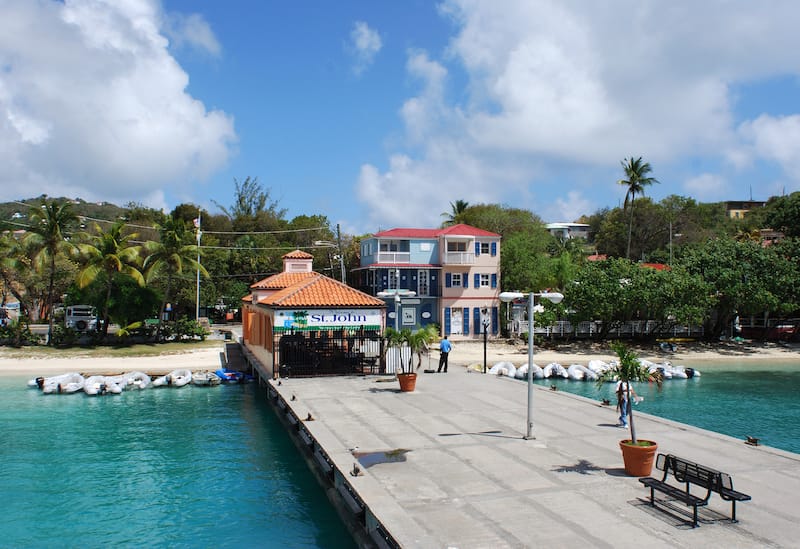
1,1 -> 800,235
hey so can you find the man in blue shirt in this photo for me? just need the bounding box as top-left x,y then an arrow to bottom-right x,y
437,336 -> 452,373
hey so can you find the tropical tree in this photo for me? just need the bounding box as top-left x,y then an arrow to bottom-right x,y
597,342 -> 661,445
23,201 -> 78,344
407,324 -> 439,370
618,157 -> 658,259
142,215 -> 207,340
75,222 -> 145,338
441,200 -> 470,227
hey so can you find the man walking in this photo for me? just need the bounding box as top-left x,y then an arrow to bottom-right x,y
437,336 -> 452,373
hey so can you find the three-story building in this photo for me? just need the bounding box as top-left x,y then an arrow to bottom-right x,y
357,224 -> 501,340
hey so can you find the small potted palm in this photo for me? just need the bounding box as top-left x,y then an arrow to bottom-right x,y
383,325 -> 438,392
598,341 -> 662,476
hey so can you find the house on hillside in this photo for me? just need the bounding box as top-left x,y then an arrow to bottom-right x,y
356,224 -> 501,340
242,250 -> 387,378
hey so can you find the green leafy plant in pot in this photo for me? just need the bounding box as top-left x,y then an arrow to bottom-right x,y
597,341 -> 662,476
383,325 -> 438,392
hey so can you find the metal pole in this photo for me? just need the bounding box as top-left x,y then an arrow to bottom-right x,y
525,293 -> 535,440
337,223 -> 346,284
195,212 -> 201,321
483,321 -> 488,374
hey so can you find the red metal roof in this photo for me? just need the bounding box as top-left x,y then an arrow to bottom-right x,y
373,223 -> 500,238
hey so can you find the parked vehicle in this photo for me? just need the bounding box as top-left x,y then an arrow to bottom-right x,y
65,305 -> 98,332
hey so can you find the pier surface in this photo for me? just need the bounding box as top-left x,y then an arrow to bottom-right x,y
266,369 -> 800,548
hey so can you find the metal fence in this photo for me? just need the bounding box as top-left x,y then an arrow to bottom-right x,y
274,328 -> 384,377
507,320 -> 705,339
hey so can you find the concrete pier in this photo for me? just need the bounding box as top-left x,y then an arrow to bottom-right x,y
253,363 -> 800,548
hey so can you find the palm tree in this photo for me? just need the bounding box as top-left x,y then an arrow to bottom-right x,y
75,221 -> 145,338
618,157 -> 658,259
441,200 -> 470,227
597,342 -> 662,444
23,201 -> 77,344
142,215 -> 207,340
407,324 -> 439,370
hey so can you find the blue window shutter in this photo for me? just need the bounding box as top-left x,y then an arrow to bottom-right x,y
491,242 -> 497,256
474,273 -> 480,288
492,307 -> 499,335
445,273 -> 451,288
463,308 -> 469,334
444,307 -> 451,335
463,274 -> 468,288
491,273 -> 497,288
473,308 -> 481,335
475,242 -> 481,256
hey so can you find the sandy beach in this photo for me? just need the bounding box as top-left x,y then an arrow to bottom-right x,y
1,337 -> 797,379
0,345 -> 227,378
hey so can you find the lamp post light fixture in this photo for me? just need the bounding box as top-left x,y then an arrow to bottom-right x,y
377,288 -> 416,331
481,308 -> 491,374
314,240 -> 346,284
498,290 -> 564,440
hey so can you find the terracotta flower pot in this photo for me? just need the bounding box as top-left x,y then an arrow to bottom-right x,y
397,372 -> 417,392
619,439 -> 658,476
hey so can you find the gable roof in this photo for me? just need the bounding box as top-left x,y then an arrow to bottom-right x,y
250,271 -> 385,308
251,272 -> 316,290
373,223 -> 500,239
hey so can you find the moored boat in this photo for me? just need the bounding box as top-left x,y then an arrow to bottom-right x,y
152,369 -> 192,387
41,372 -> 85,394
192,371 -> 221,386
84,375 -> 123,395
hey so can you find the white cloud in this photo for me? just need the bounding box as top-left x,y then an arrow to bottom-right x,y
355,1 -> 800,227
349,21 -> 382,75
0,0 -> 235,207
739,114 -> 800,179
554,191 -> 593,223
164,12 -> 221,56
683,173 -> 728,201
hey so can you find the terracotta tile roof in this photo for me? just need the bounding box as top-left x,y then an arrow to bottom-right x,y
373,223 -> 500,238
282,249 -> 313,259
250,272 -> 316,289
256,273 -> 386,308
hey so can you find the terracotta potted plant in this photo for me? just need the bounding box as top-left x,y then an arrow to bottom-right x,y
598,341 -> 662,476
383,326 -> 438,392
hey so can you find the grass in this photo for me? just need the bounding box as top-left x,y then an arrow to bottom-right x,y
0,339 -> 223,360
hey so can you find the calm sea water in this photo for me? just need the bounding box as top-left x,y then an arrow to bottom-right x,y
532,362 -> 800,454
1,377 -> 357,549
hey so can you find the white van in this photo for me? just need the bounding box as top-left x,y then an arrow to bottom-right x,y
65,305 -> 98,331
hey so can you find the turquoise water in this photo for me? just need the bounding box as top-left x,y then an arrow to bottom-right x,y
533,363 -> 800,454
1,378 -> 356,549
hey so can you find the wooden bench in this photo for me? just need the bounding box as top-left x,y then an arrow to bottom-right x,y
639,453 -> 751,527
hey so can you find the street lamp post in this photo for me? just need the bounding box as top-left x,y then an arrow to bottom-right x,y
481,308 -> 490,374
314,239 -> 346,284
377,288 -> 416,372
499,290 -> 564,440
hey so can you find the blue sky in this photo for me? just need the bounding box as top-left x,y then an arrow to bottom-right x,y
2,1 -> 800,235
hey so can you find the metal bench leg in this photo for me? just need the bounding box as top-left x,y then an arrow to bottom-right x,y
649,486 -> 655,506
731,501 -> 737,523
692,505 -> 699,528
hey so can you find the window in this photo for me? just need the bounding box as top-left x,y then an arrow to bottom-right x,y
417,270 -> 429,296
447,241 -> 467,252
480,242 -> 490,254
451,273 -> 462,287
480,274 -> 490,287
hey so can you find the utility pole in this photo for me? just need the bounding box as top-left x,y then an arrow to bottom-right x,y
337,223 -> 346,284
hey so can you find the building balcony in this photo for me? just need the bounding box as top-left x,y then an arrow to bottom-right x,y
444,252 -> 475,265
377,251 -> 411,264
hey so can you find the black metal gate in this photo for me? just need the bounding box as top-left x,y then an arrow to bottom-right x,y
274,328 -> 384,377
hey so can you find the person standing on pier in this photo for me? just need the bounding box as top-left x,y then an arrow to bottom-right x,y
437,336 -> 452,373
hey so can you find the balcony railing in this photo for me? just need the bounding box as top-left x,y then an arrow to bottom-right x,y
377,252 -> 411,263
444,252 -> 475,264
